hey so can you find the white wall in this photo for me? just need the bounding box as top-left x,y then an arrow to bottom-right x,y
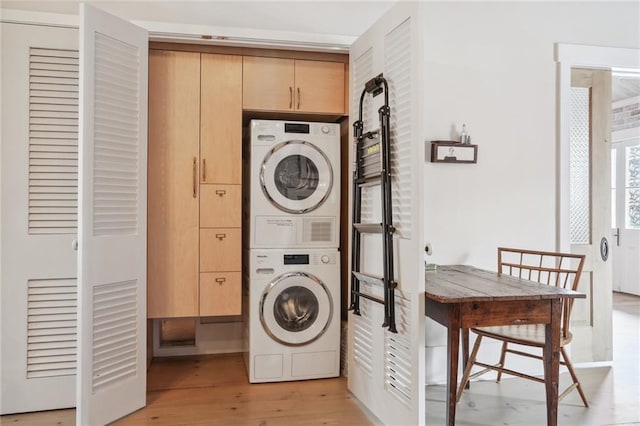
420,1 -> 640,383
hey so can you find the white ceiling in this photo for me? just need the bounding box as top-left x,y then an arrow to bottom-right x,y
1,0 -> 395,37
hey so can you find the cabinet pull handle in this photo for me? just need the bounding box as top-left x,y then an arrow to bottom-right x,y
215,277 -> 226,284
192,157 -> 197,198
297,87 -> 301,109
215,233 -> 226,240
202,158 -> 207,181
215,189 -> 226,196
289,86 -> 293,109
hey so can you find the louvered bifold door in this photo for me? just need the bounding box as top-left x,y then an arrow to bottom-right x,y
347,3 -> 426,425
1,23 -> 79,415
77,5 -> 148,425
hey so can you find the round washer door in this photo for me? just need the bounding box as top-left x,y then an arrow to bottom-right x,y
260,140 -> 333,214
259,271 -> 333,346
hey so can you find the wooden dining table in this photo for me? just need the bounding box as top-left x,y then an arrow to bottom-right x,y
425,265 -> 586,426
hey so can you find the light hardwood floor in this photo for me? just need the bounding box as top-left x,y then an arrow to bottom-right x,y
3,293 -> 638,425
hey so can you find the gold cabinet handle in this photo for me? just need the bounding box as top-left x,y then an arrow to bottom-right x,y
297,87 -> 301,109
215,277 -> 226,284
215,189 -> 226,196
289,86 -> 293,109
202,158 -> 207,181
215,233 -> 226,240
192,157 -> 197,198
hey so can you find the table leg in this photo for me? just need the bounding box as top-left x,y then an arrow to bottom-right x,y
446,304 -> 461,426
462,328 -> 470,389
544,298 -> 562,426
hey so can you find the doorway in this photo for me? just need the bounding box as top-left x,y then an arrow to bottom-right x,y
611,71 -> 640,296
558,44 -> 640,363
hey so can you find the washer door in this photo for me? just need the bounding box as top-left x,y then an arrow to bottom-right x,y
259,272 -> 333,346
260,140 -> 333,214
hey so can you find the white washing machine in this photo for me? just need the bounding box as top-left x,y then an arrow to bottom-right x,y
249,120 -> 340,249
244,248 -> 340,383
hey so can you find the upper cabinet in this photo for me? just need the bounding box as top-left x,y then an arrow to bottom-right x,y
243,56 -> 345,114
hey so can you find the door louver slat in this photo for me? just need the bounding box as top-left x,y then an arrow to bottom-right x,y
384,294 -> 412,405
385,19 -> 412,239
92,33 -> 140,237
92,280 -> 138,393
28,48 -> 79,235
26,278 -> 77,379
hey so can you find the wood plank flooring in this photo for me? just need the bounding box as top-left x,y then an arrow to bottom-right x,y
3,292 -> 637,425
0,353 -> 373,426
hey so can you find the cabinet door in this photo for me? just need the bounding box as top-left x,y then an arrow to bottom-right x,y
200,272 -> 241,316
201,53 -> 242,184
295,60 -> 344,114
243,56 -> 294,111
200,184 -> 241,228
148,50 -> 200,318
200,228 -> 242,272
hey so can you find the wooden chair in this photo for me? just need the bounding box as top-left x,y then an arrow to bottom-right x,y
456,247 -> 589,407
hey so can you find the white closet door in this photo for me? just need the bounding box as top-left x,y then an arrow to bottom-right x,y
347,2 -> 426,424
1,22 -> 78,415
77,5 -> 148,425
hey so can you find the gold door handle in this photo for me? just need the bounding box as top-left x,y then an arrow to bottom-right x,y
215,233 -> 226,240
215,277 -> 226,284
289,86 -> 293,109
297,87 -> 301,109
215,189 -> 226,196
202,158 -> 207,181
192,157 -> 197,198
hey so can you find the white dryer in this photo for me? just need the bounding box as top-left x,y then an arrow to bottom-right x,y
244,248 -> 340,383
249,120 -> 340,249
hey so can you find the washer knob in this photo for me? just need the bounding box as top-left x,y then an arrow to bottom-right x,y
321,125 -> 330,134
320,255 -> 331,264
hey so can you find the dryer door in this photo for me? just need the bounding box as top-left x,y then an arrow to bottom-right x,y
260,140 -> 333,213
260,272 -> 333,346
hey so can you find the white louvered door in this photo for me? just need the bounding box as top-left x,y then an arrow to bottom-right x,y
1,22 -> 79,415
77,5 -> 148,425
347,2 -> 426,425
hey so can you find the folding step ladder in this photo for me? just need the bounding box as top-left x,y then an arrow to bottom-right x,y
349,73 -> 397,333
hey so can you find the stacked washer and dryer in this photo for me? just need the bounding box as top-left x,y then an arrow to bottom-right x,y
245,120 -> 341,383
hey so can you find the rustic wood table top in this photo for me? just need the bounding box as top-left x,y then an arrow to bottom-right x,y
425,264 -> 586,303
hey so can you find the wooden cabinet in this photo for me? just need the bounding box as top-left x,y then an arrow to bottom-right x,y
148,50 -> 242,318
148,50 -> 200,318
201,54 -> 243,184
200,272 -> 241,316
242,56 -> 345,114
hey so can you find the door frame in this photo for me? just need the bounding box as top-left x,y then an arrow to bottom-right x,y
556,44 -> 639,363
556,43 -> 640,252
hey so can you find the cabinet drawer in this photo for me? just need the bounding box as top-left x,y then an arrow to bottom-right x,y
200,228 -> 241,272
200,184 -> 241,228
200,272 -> 241,316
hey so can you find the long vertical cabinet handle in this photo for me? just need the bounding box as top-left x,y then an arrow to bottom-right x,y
289,86 -> 293,109
202,158 -> 207,182
297,87 -> 301,109
192,157 -> 198,198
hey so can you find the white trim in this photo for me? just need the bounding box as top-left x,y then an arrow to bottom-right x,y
0,8 -> 353,52
0,8 -> 78,27
612,127 -> 640,144
555,43 -> 640,252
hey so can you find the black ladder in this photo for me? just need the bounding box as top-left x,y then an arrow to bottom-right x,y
349,73 -> 397,333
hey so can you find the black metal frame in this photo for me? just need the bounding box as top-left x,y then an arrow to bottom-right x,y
349,73 -> 397,333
